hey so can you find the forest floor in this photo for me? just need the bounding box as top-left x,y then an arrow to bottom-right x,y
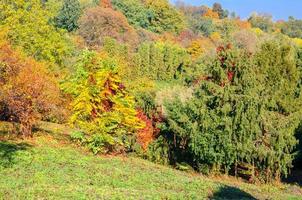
0,129 -> 301,199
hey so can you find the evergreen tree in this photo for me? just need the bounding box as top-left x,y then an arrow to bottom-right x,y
160,42 -> 302,182
54,0 -> 82,32
133,41 -> 190,81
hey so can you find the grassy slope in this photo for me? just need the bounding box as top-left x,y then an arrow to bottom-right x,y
0,132 -> 301,200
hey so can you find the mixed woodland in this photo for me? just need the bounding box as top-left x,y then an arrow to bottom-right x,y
1,0 -> 302,184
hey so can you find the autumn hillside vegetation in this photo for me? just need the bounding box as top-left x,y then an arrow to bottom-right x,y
0,0 -> 302,197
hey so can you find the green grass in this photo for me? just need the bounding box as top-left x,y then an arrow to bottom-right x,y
0,132 -> 301,200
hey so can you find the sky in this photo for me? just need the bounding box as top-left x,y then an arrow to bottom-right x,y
171,0 -> 302,20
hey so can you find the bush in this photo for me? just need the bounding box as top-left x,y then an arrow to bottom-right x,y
0,40 -> 60,137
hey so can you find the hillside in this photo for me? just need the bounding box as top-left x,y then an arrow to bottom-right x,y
0,131 -> 301,200
1,0 -> 302,198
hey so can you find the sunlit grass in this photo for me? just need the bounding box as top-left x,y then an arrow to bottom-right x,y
0,133 -> 300,200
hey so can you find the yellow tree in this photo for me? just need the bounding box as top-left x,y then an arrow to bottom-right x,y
0,0 -> 72,65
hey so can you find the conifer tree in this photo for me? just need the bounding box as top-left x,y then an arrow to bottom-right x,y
55,0 -> 82,32
160,42 -> 302,182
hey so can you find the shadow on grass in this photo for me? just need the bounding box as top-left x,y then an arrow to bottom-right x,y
209,185 -> 257,200
0,141 -> 32,168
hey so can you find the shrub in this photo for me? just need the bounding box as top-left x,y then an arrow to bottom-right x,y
0,41 -> 60,137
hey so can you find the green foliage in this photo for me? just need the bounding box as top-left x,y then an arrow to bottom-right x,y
175,4 -> 217,37
191,17 -> 216,37
54,0 -> 82,32
248,13 -> 274,32
215,19 -> 238,38
157,43 -> 302,182
0,0 -> 72,65
280,17 -> 302,39
133,41 -> 191,81
62,50 -> 143,154
112,0 -> 185,34
146,136 -> 170,165
111,0 -> 152,29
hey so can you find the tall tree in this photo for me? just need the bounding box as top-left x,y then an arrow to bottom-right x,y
159,42 -> 302,182
0,0 -> 72,65
145,0 -> 185,34
212,2 -> 228,19
78,4 -> 138,47
62,50 -> 144,154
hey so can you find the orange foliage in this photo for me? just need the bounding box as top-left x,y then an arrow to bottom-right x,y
158,32 -> 178,44
136,110 -> 154,150
99,0 -> 112,8
79,6 -> 138,48
176,29 -> 198,47
203,8 -> 219,19
0,41 -> 60,137
235,19 -> 252,29
136,109 -> 163,150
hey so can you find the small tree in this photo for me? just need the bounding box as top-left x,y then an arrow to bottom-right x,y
62,50 -> 144,153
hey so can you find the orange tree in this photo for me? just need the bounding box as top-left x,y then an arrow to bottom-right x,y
78,3 -> 138,48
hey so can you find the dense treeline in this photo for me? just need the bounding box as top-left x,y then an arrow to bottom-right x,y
0,0 -> 302,183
